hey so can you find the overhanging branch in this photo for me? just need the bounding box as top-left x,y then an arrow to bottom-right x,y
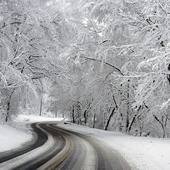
81,56 -> 123,75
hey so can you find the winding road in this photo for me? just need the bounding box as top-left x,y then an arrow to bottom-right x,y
0,122 -> 131,170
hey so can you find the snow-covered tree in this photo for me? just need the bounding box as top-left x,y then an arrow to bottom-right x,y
0,0 -> 61,122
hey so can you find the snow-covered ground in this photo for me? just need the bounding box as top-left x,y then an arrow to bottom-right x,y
15,114 -> 64,123
58,123 -> 170,170
0,115 -> 64,153
0,115 -> 170,170
0,124 -> 32,152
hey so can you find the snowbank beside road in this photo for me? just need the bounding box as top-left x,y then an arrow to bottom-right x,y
0,125 -> 32,152
58,123 -> 170,170
0,115 -> 64,153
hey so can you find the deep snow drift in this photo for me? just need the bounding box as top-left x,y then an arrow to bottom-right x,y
0,115 -> 170,170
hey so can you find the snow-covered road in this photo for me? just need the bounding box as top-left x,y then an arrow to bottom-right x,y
0,115 -> 170,170
0,122 -> 130,170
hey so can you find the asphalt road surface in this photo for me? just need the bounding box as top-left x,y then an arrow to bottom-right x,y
0,122 -> 131,170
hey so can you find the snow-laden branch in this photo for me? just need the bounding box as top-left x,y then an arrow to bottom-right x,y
80,56 -> 123,75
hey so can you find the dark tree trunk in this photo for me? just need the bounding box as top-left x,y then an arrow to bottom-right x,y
153,114 -> 166,138
104,107 -> 115,131
92,113 -> 96,128
125,80 -> 130,132
5,89 -> 15,122
6,100 -> 11,122
72,105 -> 75,123
128,106 -> 141,132
127,114 -> 137,132
84,110 -> 88,125
167,64 -> 170,84
77,103 -> 81,125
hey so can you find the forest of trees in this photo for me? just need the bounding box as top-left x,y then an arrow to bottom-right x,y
1,0 -> 170,138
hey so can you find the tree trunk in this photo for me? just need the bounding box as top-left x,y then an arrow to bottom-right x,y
127,114 -> 137,132
125,80 -> 130,132
92,113 -> 96,128
6,100 -> 11,122
39,97 -> 43,116
72,105 -> 75,123
77,103 -> 81,125
104,107 -> 115,131
5,89 -> 15,122
84,110 -> 88,125
153,114 -> 166,138
84,102 -> 92,125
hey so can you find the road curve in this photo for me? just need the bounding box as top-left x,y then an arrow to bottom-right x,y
53,125 -> 131,170
0,123 -> 48,163
0,122 -> 131,170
